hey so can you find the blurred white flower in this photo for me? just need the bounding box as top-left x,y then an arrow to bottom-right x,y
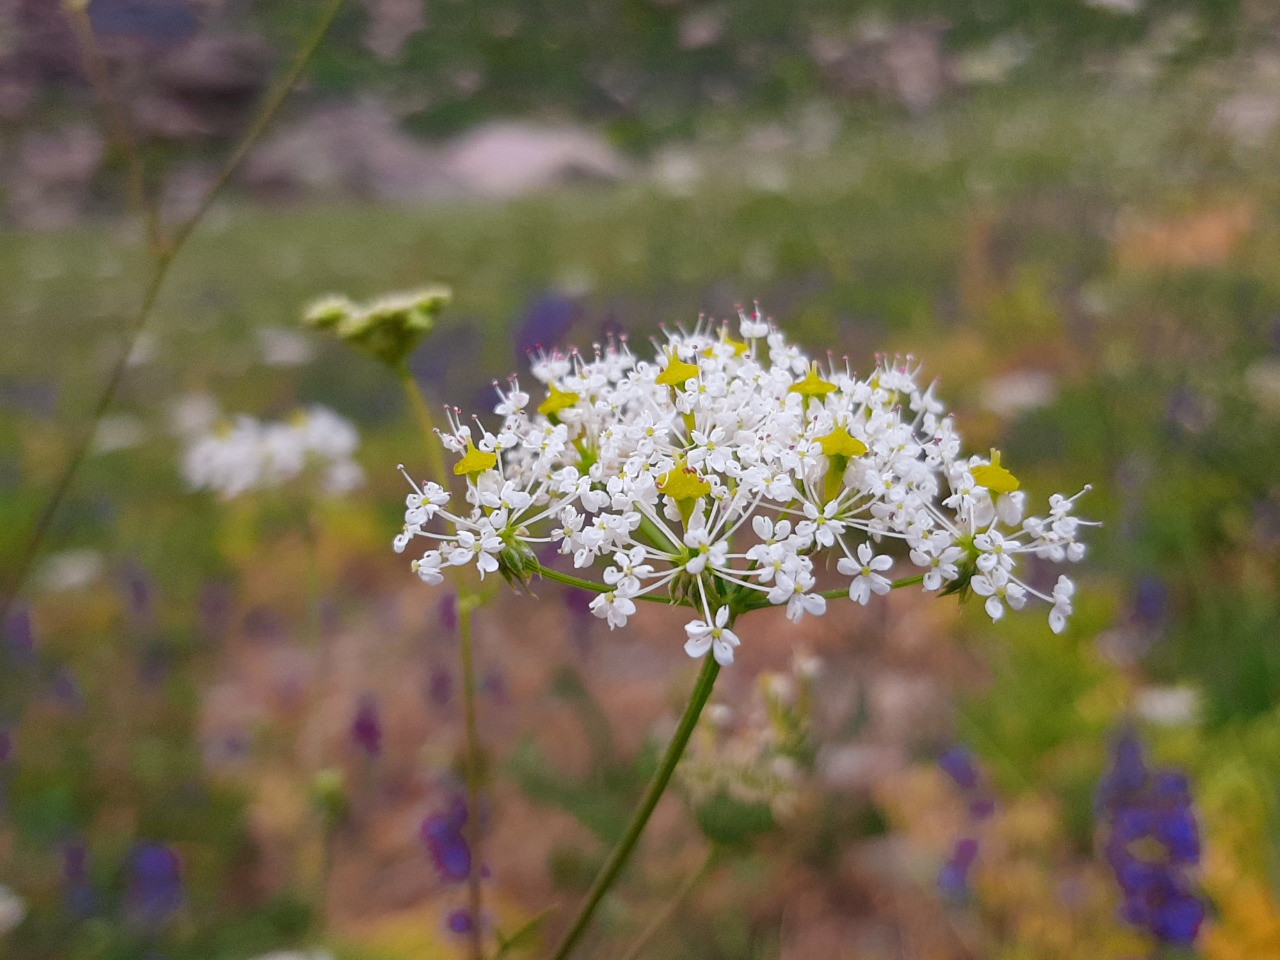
38,549 -> 103,592
980,370 -> 1057,417
1134,686 -> 1201,727
1082,0 -> 1142,13
168,393 -> 222,439
1245,359 -> 1280,417
91,414 -> 147,454
0,885 -> 26,935
258,326 -> 315,367
183,405 -> 363,499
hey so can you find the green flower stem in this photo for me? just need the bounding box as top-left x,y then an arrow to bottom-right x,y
616,846 -> 718,960
398,367 -> 450,491
529,561 -> 679,605
548,654 -> 721,960
458,595 -> 486,960
818,572 -> 925,601
0,0 -> 348,627
63,0 -> 161,251
399,365 -> 486,958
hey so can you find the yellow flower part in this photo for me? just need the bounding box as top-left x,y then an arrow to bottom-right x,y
537,383 -> 580,417
972,448 -> 1020,494
703,329 -> 749,358
657,459 -> 712,501
789,362 -> 838,399
655,349 -> 699,387
818,425 -> 868,459
453,439 -> 498,477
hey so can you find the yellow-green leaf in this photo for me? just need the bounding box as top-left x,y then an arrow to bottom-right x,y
537,383 -> 580,417
789,362 -> 838,398
972,449 -> 1020,494
454,439 -> 498,477
656,349 -> 699,387
658,460 -> 712,501
818,425 -> 868,458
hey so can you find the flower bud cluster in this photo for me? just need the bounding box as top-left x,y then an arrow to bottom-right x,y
183,405 -> 363,499
396,308 -> 1092,665
303,287 -> 450,370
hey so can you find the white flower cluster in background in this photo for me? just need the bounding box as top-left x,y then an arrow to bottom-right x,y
0,884 -> 26,936
679,652 -> 823,817
183,405 -> 364,499
396,308 -> 1092,665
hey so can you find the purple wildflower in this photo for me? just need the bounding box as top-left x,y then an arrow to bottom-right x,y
515,294 -> 579,363
563,587 -> 594,621
939,746 -> 980,791
351,695 -> 383,757
482,668 -> 508,705
936,744 -> 996,899
197,580 -> 234,640
1096,729 -> 1204,946
447,907 -> 474,935
439,594 -> 458,634
1132,576 -> 1168,626
427,664 -> 454,706
126,842 -> 183,927
120,560 -> 156,623
51,668 -> 86,709
63,841 -> 95,918
421,797 -> 471,883
938,838 -> 979,900
4,606 -> 35,662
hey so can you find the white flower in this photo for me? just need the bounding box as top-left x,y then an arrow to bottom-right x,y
590,590 -> 637,629
913,543 -> 964,592
972,569 -> 1027,622
449,525 -> 503,578
392,313 -> 1095,662
1048,575 -> 1074,634
412,550 -> 445,585
684,607 -> 741,665
837,543 -> 893,605
739,304 -> 770,339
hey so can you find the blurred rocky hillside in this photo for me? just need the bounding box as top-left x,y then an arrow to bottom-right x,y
1,0 -> 1278,226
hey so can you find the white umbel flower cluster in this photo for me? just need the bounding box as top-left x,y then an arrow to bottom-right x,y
183,405 -> 364,499
397,309 -> 1092,665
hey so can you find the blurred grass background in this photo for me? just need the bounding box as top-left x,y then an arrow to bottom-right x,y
4,0 -> 1280,957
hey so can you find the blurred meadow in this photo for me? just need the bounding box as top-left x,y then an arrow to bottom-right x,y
3,0 -> 1280,958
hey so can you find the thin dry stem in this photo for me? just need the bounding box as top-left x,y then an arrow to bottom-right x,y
0,0 -> 348,626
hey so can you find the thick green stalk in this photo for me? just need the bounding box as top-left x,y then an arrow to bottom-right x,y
818,572 -> 925,601
529,561 -> 677,606
398,369 -> 450,492
548,654 -> 721,960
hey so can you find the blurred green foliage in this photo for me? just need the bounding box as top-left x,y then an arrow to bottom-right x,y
5,18 -> 1280,953
252,0 -> 1252,147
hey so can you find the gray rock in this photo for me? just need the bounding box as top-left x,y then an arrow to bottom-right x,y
810,20 -> 954,112
7,124 -> 103,228
242,102 -> 457,202
440,121 -> 629,198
